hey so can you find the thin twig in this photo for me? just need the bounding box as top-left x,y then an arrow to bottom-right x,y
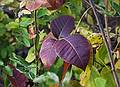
76,7 -> 91,30
88,0 -> 120,87
104,0 -> 112,48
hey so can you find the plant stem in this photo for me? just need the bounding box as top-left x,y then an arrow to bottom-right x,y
76,7 -> 91,30
88,0 -> 120,87
34,10 -> 39,76
104,0 -> 112,48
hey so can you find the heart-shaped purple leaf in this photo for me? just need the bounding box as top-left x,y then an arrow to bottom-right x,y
39,33 -> 57,68
54,34 -> 91,70
51,15 -> 75,38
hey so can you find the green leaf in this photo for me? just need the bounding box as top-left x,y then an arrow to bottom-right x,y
96,44 -> 109,64
20,17 -> 33,27
25,46 -> 35,63
0,0 -> 14,5
10,53 -> 29,68
101,67 -> 115,87
22,38 -> 30,47
33,72 -> 59,84
115,59 -> 120,70
68,0 -> 83,17
0,23 -> 6,36
80,66 -> 100,87
95,77 -> 106,87
88,66 -> 100,87
0,60 -> 4,66
37,8 -> 51,18
1,48 -> 7,59
109,0 -> 120,15
4,65 -> 13,76
27,63 -> 36,80
80,66 -> 91,86
6,22 -> 19,29
88,33 -> 103,48
86,14 -> 94,25
62,70 -> 72,84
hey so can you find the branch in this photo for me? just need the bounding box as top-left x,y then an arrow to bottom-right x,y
88,0 -> 120,87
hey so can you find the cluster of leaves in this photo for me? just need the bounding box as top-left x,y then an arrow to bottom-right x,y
0,0 -> 120,87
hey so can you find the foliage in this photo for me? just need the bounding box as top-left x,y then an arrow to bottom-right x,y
0,0 -> 120,87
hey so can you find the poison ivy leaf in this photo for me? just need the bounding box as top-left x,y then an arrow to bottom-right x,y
0,78 -> 4,87
26,0 -> 50,11
47,0 -> 65,10
51,15 -> 75,38
26,0 -> 65,11
39,33 -> 57,68
25,46 -> 35,63
54,34 -> 91,70
8,64 -> 29,87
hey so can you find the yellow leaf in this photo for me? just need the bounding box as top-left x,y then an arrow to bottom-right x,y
25,46 -> 35,63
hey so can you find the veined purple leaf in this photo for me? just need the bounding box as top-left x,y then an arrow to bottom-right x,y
54,34 -> 91,70
51,15 -> 75,38
39,33 -> 57,68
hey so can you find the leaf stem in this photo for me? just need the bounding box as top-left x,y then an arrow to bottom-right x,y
88,0 -> 120,87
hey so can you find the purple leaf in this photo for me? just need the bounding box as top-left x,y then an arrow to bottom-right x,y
51,15 -> 75,38
0,77 -> 4,87
39,33 -> 57,68
54,34 -> 91,70
8,64 -> 29,87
